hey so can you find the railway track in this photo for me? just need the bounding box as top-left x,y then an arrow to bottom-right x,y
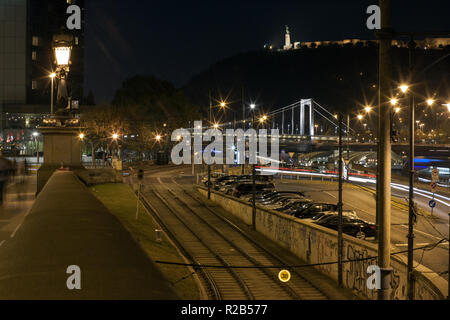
139,177 -> 329,300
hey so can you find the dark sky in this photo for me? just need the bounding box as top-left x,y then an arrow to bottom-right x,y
84,0 -> 450,103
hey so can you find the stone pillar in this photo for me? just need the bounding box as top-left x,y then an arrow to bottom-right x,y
37,126 -> 82,193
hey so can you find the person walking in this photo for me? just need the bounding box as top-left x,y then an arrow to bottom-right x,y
0,154 -> 11,205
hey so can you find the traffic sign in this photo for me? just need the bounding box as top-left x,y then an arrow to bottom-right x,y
432,169 -> 439,182
429,200 -> 437,209
430,182 -> 437,192
137,169 -> 144,181
278,270 -> 291,283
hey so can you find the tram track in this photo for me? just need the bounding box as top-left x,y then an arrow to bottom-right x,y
139,175 -> 329,300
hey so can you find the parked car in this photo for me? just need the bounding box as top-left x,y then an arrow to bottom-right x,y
201,173 -> 222,186
241,190 -> 278,202
290,203 -> 339,219
231,182 -> 276,198
305,210 -> 358,222
265,194 -> 307,209
273,199 -> 313,212
315,215 -> 376,240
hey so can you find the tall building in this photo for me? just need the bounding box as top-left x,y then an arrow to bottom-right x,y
0,0 -> 85,156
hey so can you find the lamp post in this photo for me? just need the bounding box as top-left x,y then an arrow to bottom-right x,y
50,73 -> 56,115
337,113 -> 344,287
250,104 -> 257,230
406,39 -> 417,303
33,132 -> 40,164
52,33 -> 73,114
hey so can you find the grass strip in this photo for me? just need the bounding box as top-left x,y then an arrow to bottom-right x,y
90,183 -> 200,300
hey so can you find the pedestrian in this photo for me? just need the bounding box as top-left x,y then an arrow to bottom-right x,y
0,154 -> 11,205
24,158 -> 29,176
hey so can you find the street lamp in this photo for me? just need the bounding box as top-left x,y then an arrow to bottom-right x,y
364,106 -> 373,113
357,114 -> 364,121
33,132 -> 40,164
444,103 -> 450,112
52,33 -> 73,113
390,98 -> 398,106
399,85 -> 409,94
427,99 -> 435,107
79,133 -> 85,140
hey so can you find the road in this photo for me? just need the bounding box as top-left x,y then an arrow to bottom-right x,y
275,178 -> 449,281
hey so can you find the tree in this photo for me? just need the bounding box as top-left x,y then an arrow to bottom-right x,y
85,90 -> 96,105
111,75 -> 201,158
81,103 -> 130,166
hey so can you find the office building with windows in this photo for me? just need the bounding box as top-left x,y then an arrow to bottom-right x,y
0,0 -> 84,156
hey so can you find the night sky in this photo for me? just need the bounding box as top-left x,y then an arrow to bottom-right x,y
84,0 -> 450,103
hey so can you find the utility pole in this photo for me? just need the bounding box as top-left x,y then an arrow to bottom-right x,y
208,91 -> 212,199
252,110 -> 256,231
338,113 -> 344,287
346,114 -> 350,161
407,37 -> 417,300
242,86 -> 246,175
376,0 -> 393,300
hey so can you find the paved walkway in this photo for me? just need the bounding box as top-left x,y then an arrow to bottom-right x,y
0,175 -> 36,246
0,171 -> 179,300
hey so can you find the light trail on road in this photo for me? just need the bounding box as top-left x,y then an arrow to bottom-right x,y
257,168 -> 450,209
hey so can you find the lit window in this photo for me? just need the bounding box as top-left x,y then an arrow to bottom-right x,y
75,37 -> 79,45
32,36 -> 39,46
32,80 -> 38,90
32,51 -> 37,60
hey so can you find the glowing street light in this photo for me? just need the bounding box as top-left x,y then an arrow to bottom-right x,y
112,133 -> 119,140
220,101 -> 227,109
259,115 -> 268,124
79,133 -> 85,140
390,98 -> 398,106
399,85 -> 409,94
395,107 -> 401,114
357,114 -> 364,121
52,33 -> 73,113
427,99 -> 435,106
213,123 -> 220,129
250,104 -> 256,110
155,135 -> 162,142
364,106 -> 372,113
445,103 -> 450,112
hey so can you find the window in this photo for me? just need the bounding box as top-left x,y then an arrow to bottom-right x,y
75,37 -> 79,45
32,51 -> 37,60
32,80 -> 38,90
32,36 -> 39,46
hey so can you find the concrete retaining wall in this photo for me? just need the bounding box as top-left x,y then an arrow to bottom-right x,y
198,187 -> 447,300
75,168 -> 123,186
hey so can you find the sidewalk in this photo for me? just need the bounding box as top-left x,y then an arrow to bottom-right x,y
0,176 -> 36,245
0,171 -> 179,300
